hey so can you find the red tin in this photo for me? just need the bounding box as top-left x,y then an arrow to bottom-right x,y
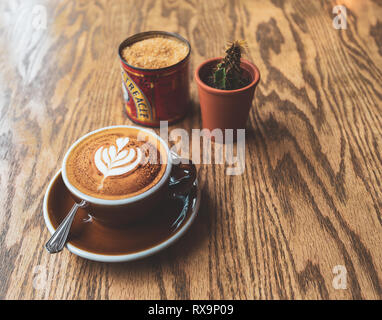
118,31 -> 191,127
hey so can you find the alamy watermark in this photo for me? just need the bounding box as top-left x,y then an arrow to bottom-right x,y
31,5 -> 47,30
332,265 -> 347,290
135,121 -> 246,176
32,264 -> 49,292
332,5 -> 347,30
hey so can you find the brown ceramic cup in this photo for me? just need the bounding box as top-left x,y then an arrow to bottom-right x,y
195,57 -> 260,132
61,126 -> 196,227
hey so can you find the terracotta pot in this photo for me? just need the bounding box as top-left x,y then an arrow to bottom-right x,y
194,57 -> 260,133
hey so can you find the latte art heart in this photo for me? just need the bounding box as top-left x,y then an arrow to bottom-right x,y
94,137 -> 143,189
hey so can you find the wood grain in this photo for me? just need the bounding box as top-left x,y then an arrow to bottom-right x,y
1,0 -> 382,299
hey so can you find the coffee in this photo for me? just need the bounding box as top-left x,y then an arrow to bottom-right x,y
65,127 -> 167,200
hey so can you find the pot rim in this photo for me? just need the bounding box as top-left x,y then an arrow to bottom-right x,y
194,57 -> 260,95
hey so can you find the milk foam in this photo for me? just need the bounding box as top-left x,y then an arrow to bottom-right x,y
94,137 -> 143,189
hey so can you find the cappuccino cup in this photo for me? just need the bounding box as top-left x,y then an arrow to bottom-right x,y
61,125 -> 196,227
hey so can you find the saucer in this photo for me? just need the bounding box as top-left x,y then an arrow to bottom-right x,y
43,171 -> 200,262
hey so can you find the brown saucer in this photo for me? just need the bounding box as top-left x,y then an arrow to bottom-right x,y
43,171 -> 200,262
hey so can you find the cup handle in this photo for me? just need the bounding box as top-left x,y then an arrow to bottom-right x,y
168,151 -> 197,195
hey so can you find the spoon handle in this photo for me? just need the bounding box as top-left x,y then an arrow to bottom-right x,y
45,200 -> 88,253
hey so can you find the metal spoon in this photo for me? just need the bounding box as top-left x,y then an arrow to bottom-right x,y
45,200 -> 88,253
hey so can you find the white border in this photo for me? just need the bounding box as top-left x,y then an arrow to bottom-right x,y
61,125 -> 173,206
43,170 -> 200,262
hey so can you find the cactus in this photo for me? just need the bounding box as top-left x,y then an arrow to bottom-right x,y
210,40 -> 249,90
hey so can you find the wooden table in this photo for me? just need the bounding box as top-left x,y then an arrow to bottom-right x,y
1,0 -> 382,300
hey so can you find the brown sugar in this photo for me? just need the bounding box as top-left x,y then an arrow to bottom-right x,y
122,36 -> 189,69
